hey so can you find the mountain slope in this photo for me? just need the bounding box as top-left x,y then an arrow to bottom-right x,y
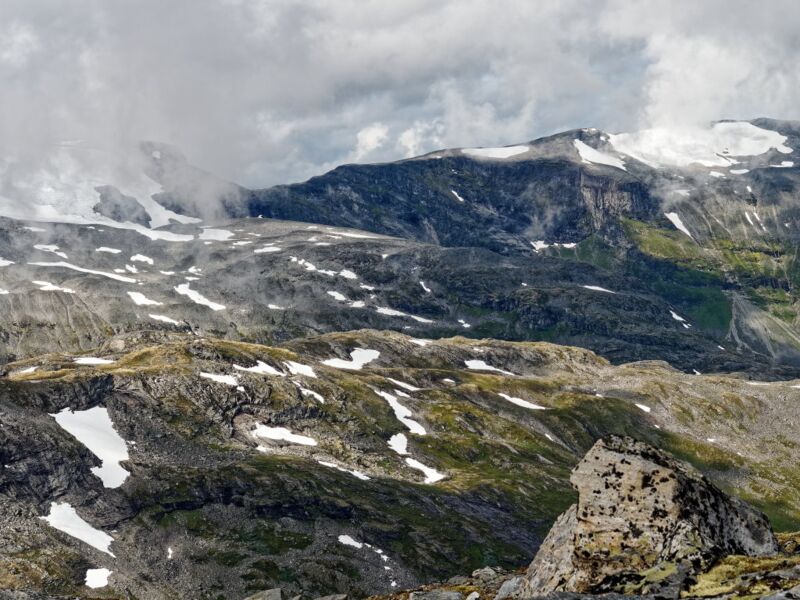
3,330 -> 800,598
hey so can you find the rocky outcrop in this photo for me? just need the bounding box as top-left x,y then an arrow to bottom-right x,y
521,435 -> 778,597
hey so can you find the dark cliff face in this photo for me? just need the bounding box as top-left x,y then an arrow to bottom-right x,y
243,150 -> 658,255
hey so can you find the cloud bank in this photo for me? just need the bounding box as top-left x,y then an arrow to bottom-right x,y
1,0 -> 800,187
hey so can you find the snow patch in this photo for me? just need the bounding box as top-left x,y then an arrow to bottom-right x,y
376,306 -> 434,323
252,425 -> 317,446
85,568 -> 111,589
573,139 -> 626,170
284,361 -> 317,378
465,360 -> 515,375
130,254 -> 154,265
33,280 -> 74,293
609,122 -> 793,168
388,433 -> 409,455
322,349 -> 380,370
338,534 -> 363,549
462,145 -> 529,159
497,392 -> 546,410
200,372 -> 239,387
317,460 -> 370,481
127,291 -> 162,306
404,458 -> 445,483
51,407 -> 130,487
235,361 -> 284,376
74,357 -> 115,365
29,261 -> 138,283
149,314 -> 180,325
40,502 -> 115,556
174,283 -> 225,311
664,212 -> 694,239
375,389 -> 426,435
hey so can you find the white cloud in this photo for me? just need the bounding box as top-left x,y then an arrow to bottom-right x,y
353,122 -> 389,161
0,0 -> 799,190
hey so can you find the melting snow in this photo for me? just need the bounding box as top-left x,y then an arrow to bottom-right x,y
149,314 -> 180,325
40,502 -> 115,556
235,361 -> 284,376
127,291 -> 162,306
174,283 -> 225,311
581,285 -> 616,294
376,306 -> 434,323
386,378 -> 420,392
609,122 -> 793,168
388,433 -> 409,455
0,257 -> 13,267
462,145 -> 529,159
409,338 -> 431,346
296,384 -> 325,403
404,458 -> 445,483
465,360 -> 515,375
200,372 -> 239,387
254,245 -> 282,253
29,261 -> 138,283
497,392 -> 546,410
252,425 -> 317,446
339,269 -> 358,279
771,161 -> 794,168
322,349 -> 380,370
284,361 -> 317,378
85,568 -> 112,589
34,244 -> 68,259
531,240 -> 549,252
573,139 -> 626,170
375,389 -> 426,435
663,212 -> 694,239
670,310 -> 691,329
635,403 -> 652,413
130,254 -> 154,265
419,281 -> 431,293
451,190 -> 465,202
709,171 -> 725,178
95,247 -> 121,254
338,534 -> 363,549
327,291 -> 347,302
74,357 -> 115,365
317,461 -> 370,481
51,406 -> 130,487
33,280 -> 75,293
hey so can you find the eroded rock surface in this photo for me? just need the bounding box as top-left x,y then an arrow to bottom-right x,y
521,435 -> 778,596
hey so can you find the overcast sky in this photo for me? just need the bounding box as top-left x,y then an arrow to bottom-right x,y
2,0 -> 800,187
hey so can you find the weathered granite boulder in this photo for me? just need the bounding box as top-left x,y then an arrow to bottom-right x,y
521,435 -> 778,596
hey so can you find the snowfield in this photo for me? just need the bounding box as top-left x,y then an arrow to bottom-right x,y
40,502 -> 115,556
609,121 -> 793,168
573,139 -> 626,170
462,145 -> 529,159
51,406 -> 130,488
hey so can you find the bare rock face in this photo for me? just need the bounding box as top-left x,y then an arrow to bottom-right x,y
521,435 -> 779,597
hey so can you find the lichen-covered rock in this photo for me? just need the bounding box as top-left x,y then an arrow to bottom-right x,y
521,435 -> 779,596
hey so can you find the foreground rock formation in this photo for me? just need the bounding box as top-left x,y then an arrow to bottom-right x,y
521,435 -> 779,596
372,437 -> 800,600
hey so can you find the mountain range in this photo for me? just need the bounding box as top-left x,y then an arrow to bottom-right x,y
1,119 -> 800,598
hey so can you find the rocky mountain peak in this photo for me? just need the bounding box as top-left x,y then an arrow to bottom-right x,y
521,434 -> 778,597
